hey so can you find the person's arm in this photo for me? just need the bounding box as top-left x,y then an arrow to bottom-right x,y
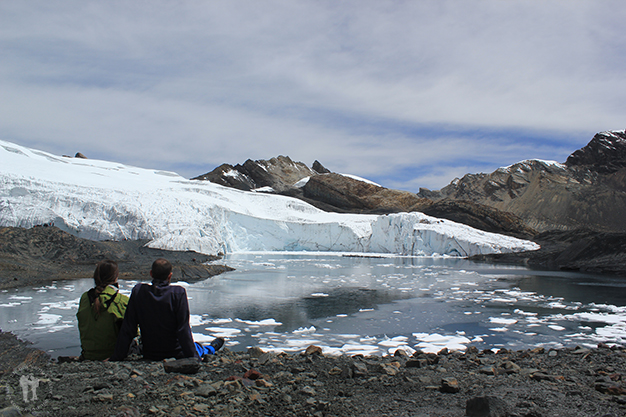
110,286 -> 140,361
174,288 -> 199,359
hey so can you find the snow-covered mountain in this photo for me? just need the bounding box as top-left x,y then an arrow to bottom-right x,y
0,140 -> 538,256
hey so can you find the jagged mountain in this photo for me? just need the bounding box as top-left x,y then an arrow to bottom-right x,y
419,131 -> 626,233
192,155 -> 329,193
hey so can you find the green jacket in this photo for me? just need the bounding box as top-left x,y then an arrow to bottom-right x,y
76,285 -> 129,360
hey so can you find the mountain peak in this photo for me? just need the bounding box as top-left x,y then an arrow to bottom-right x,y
566,130 -> 626,173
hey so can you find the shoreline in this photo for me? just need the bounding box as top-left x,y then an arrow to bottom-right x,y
1,331 -> 625,416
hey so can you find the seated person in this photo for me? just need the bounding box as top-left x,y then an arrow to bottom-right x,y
110,258 -> 223,361
77,260 -> 129,360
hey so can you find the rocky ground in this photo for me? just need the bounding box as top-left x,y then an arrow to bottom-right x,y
469,229 -> 626,277
0,331 -> 625,417
0,226 -> 233,290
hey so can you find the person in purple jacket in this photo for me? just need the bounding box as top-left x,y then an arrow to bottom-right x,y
110,258 -> 223,361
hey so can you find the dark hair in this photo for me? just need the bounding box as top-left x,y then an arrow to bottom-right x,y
92,260 -> 119,315
151,258 -> 172,282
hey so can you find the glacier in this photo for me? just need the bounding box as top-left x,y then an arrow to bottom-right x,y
0,140 -> 539,256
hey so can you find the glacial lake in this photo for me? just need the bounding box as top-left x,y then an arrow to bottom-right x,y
0,252 -> 625,357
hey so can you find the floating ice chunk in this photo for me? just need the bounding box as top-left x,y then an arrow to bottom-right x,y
489,317 -> 518,325
207,318 -> 233,325
192,333 -> 221,344
36,314 -> 62,325
310,293 -> 329,297
548,325 -> 566,331
413,333 -> 471,353
293,326 -> 316,334
489,327 -> 509,332
189,314 -> 206,326
378,336 -> 409,347
205,327 -> 241,337
235,318 -> 282,326
337,343 -> 380,356
286,339 -> 320,347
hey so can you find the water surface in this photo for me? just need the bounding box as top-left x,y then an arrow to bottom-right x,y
0,253 -> 624,357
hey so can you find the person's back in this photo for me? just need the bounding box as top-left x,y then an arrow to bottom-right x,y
77,260 -> 128,360
120,280 -> 196,360
111,258 -> 223,361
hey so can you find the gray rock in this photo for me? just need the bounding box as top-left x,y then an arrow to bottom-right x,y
466,396 -> 510,417
162,358 -> 201,374
440,377 -> 460,393
196,383 -> 218,397
352,361 -> 368,377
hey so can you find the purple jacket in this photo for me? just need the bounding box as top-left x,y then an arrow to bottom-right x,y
111,281 -> 198,361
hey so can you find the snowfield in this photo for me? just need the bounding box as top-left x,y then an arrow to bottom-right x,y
0,140 -> 539,256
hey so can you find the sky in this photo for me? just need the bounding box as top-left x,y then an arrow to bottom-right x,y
1,1 -> 625,192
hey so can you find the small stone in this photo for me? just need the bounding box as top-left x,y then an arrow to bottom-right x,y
97,393 -> 114,401
393,349 -> 408,357
224,379 -> 242,392
305,345 -> 323,355
192,403 -> 210,413
531,372 -> 555,382
300,386 -> 316,396
255,379 -> 273,388
405,359 -> 429,368
501,361 -> 521,374
380,364 -> 399,376
479,366 -> 497,375
440,377 -> 460,393
248,346 -> 265,358
548,350 -> 558,357
196,383 -> 218,398
113,406 -> 141,417
258,352 -> 277,365
244,369 -> 263,380
328,367 -> 343,375
352,361 -> 368,377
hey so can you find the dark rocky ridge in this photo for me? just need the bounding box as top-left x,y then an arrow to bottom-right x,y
1,335 -> 625,417
192,156 -> 329,193
470,229 -> 626,275
0,226 -> 233,290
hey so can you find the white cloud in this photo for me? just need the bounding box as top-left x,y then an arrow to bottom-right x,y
1,1 -> 625,191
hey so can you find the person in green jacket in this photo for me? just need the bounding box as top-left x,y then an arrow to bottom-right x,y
76,259 -> 129,360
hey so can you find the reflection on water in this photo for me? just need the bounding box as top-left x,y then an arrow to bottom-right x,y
0,252 -> 624,357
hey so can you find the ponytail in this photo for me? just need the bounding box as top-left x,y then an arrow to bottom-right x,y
92,260 -> 119,316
